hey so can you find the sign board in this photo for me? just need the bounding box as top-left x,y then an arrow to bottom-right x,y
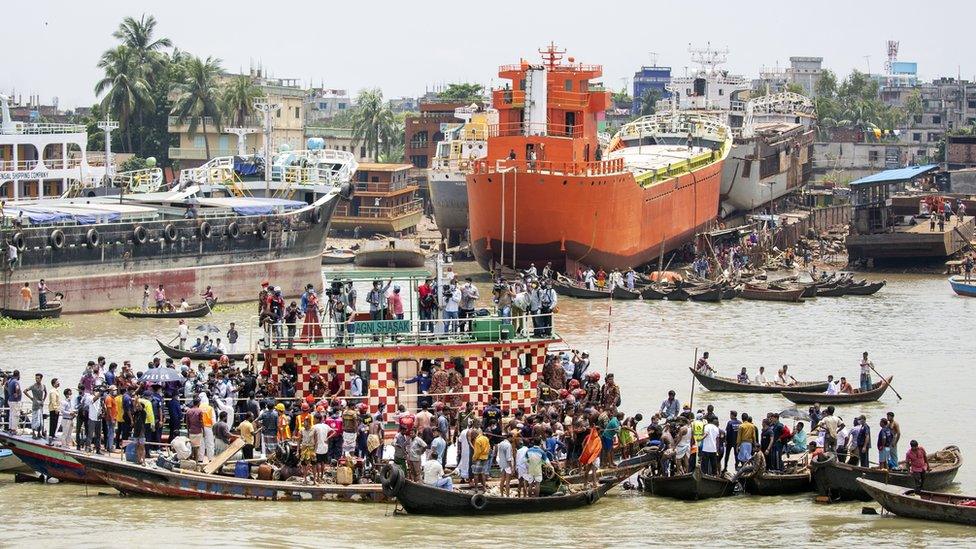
351,319 -> 411,335
0,171 -> 50,181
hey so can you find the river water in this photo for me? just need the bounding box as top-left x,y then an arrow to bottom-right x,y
1,264 -> 973,548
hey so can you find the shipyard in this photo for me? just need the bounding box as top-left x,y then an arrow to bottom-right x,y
3,2 -> 976,547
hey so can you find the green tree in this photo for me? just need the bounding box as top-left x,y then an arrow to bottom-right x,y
438,83 -> 484,102
903,89 -> 923,128
814,69 -> 837,98
351,89 -> 390,160
171,55 -> 224,160
112,14 -> 172,82
785,82 -> 806,96
221,75 -> 263,126
94,45 -> 154,153
637,89 -> 661,116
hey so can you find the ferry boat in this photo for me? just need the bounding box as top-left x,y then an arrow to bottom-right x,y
663,47 -> 816,217
428,105 -> 496,245
466,45 -> 731,272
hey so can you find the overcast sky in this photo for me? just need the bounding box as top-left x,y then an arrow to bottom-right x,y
5,0 -> 974,109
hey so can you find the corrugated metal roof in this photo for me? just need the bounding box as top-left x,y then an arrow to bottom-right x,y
849,165 -> 939,187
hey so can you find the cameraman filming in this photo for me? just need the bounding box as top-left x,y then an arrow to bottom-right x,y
441,280 -> 461,333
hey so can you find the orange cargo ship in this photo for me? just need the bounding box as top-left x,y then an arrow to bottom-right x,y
467,45 -> 732,271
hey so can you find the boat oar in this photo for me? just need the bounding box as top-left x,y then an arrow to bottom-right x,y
689,347 -> 699,409
868,364 -> 902,400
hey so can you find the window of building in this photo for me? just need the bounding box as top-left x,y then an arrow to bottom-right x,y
868,150 -> 880,162
564,79 -> 573,91
371,176 -> 379,182
194,135 -> 205,149
360,147 -> 366,158
338,103 -> 346,110
969,101 -> 976,109
718,88 -> 724,96
928,132 -> 940,142
294,106 -> 300,119
933,115 -> 942,124
409,155 -> 428,168
276,109 -> 281,118
913,133 -> 922,142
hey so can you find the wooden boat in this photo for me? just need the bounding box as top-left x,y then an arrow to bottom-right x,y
690,368 -> 829,394
740,285 -> 805,303
0,447 -> 33,474
857,478 -> 976,526
721,286 -> 740,300
553,281 -> 610,299
640,285 -> 669,300
688,286 -> 723,302
73,452 -> 387,501
611,286 -> 641,300
0,433 -> 103,483
814,283 -> 850,297
354,239 -> 426,268
810,446 -> 962,501
156,339 -> 260,362
321,248 -> 355,265
382,464 -> 615,515
949,276 -> 976,297
0,303 -> 63,320
119,302 -> 212,319
742,470 -> 813,496
664,286 -> 691,302
845,280 -> 885,296
638,467 -> 736,501
780,376 -> 893,405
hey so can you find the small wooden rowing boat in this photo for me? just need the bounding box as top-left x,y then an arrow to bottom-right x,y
949,276 -> 976,297
0,447 -> 33,474
740,285 -> 805,303
553,281 -> 610,299
321,248 -> 355,265
0,303 -> 63,320
0,433 -> 103,483
814,283 -> 850,297
664,286 -> 691,301
810,446 -> 962,501
857,478 -> 976,526
690,368 -> 829,394
640,286 -> 669,300
73,452 -> 387,501
742,469 -> 813,496
382,464 -> 615,515
780,376 -> 893,405
155,339 -> 260,362
638,467 -> 736,501
845,280 -> 885,296
687,286 -> 723,302
611,286 -> 641,300
119,302 -> 213,319
721,286 -> 740,300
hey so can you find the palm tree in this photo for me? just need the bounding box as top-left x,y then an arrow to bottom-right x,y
171,55 -> 223,160
112,14 -> 172,81
351,89 -> 387,159
94,45 -> 154,152
221,76 -> 262,126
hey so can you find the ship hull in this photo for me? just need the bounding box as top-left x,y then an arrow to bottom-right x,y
719,129 -> 813,216
429,170 -> 470,239
467,162 -> 723,271
0,192 -> 342,313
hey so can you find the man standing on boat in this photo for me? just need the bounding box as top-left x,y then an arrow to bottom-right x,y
695,352 -> 715,377
367,278 -> 393,321
459,278 -> 479,333
154,284 -> 166,314
537,280 -> 557,337
4,370 -> 22,433
859,352 -> 873,391
26,373 -> 47,440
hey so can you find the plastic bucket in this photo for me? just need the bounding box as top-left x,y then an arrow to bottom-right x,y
124,443 -> 138,463
234,461 -> 251,479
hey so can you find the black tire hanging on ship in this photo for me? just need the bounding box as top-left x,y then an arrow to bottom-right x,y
164,223 -> 178,243
257,220 -> 269,239
312,207 -> 323,224
199,221 -> 212,240
227,222 -> 240,239
50,229 -> 65,249
132,225 -> 148,244
11,232 -> 25,251
470,493 -> 488,511
85,228 -> 100,248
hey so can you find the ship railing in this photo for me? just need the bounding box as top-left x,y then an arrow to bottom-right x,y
431,157 -> 479,172
0,122 -> 87,135
0,159 -> 41,171
488,122 -> 583,138
492,89 -> 526,108
614,112 -> 732,143
635,148 -> 723,186
113,167 -> 164,194
260,310 -> 558,350
353,181 -> 414,193
472,157 -> 624,176
179,156 -> 237,185
349,199 -> 424,219
549,90 -> 589,110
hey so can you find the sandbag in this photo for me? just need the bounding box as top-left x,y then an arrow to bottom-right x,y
170,436 -> 192,460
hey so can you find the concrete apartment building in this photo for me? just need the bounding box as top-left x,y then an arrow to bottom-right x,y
305,88 -> 351,124
303,125 -> 374,162
168,68 -> 306,168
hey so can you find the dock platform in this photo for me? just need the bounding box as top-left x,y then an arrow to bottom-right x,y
846,216 -> 975,261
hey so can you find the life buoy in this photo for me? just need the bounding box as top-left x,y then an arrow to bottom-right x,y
164,223 -> 178,242
133,225 -> 148,244
50,229 -> 65,249
257,220 -> 269,239
199,221 -> 212,240
227,222 -> 240,239
470,493 -> 487,510
86,228 -> 100,248
12,232 -> 25,251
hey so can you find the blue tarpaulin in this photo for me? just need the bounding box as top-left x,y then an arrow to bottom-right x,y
233,156 -> 261,177
230,198 -> 305,216
3,207 -> 72,225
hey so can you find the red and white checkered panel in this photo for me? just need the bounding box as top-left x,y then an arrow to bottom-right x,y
494,342 -> 546,413
465,356 -> 493,409
368,358 -> 397,420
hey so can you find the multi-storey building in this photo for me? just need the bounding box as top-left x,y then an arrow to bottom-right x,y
305,88 -> 351,124
631,65 -> 671,115
303,126 -> 373,162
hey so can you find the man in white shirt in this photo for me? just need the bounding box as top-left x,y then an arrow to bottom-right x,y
754,366 -> 768,386
859,352 -> 873,391
441,283 -> 461,333
700,417 -> 722,475
312,413 -> 331,483
515,442 -> 530,497
495,431 -> 515,497
177,320 -> 189,350
825,375 -> 839,395
422,449 -> 453,490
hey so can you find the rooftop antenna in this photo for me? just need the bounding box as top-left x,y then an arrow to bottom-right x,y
648,51 -> 659,67
689,42 -> 729,75
863,55 -> 872,75
539,42 -> 566,70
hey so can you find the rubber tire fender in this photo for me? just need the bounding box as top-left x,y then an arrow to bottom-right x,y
257,220 -> 269,239
11,232 -> 25,251
50,229 -> 65,249
86,228 -> 100,248
227,222 -> 240,239
164,223 -> 178,242
470,493 -> 488,511
199,221 -> 212,240
133,225 -> 148,244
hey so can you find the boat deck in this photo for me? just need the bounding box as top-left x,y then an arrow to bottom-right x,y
847,216 -> 975,260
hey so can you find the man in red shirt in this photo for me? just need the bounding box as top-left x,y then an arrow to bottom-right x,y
905,439 -> 930,491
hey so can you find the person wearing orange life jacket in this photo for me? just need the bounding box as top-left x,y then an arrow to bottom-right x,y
199,393 -> 216,463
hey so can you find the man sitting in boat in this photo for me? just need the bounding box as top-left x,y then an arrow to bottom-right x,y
177,298 -> 190,312
736,368 -> 750,384
422,447 -> 453,490
754,366 -> 769,386
773,365 -> 797,387
824,375 -> 839,395
837,376 -> 854,394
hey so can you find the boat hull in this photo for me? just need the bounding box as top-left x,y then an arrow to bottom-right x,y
0,304 -> 62,320
0,433 -> 101,483
781,377 -> 892,405
0,449 -> 34,474
467,162 -> 723,271
0,192 -> 341,314
429,172 -> 470,238
742,472 -> 813,495
857,478 -> 976,526
949,276 -> 976,297
691,368 -> 829,394
812,448 -> 961,501
640,469 -> 735,501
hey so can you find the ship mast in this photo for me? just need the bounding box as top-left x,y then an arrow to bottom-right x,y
538,42 -> 566,69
